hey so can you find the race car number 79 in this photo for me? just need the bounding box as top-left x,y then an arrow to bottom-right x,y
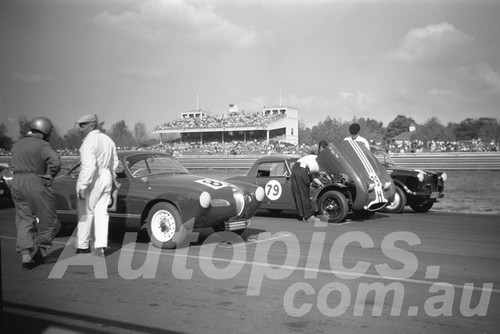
265,180 -> 282,200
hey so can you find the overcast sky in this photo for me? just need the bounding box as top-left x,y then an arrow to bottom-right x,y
1,0 -> 499,137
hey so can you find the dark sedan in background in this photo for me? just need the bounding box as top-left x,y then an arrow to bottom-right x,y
371,146 -> 446,213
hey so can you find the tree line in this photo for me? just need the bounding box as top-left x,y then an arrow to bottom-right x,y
0,114 -> 499,152
0,118 -> 157,152
299,115 -> 499,148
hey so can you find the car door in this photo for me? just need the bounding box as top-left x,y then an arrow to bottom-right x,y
254,158 -> 295,210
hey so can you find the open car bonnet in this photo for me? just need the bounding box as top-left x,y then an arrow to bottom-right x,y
317,140 -> 396,211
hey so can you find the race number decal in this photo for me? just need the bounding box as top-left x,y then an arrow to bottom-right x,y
195,179 -> 229,190
265,180 -> 282,201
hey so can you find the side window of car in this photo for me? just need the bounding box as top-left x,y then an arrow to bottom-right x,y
129,160 -> 149,178
257,162 -> 272,177
270,162 -> 286,177
257,162 -> 287,177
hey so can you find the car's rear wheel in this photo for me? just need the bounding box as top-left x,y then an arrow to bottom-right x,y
317,190 -> 348,223
383,186 -> 406,214
410,201 -> 434,213
146,202 -> 183,249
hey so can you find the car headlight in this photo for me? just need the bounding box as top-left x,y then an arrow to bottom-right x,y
383,181 -> 392,190
367,183 -> 375,192
417,172 -> 425,182
255,186 -> 265,202
199,191 -> 211,208
441,173 -> 447,182
233,189 -> 245,216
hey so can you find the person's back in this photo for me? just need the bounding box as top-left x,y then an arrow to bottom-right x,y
12,136 -> 58,175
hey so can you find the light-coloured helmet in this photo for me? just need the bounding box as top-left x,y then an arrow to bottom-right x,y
29,117 -> 53,135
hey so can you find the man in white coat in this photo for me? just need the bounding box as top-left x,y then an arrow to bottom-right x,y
344,123 -> 370,150
75,114 -> 118,257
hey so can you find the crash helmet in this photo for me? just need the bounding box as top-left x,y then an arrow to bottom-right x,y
29,117 -> 54,136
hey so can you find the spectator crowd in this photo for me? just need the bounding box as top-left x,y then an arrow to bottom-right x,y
155,111 -> 286,131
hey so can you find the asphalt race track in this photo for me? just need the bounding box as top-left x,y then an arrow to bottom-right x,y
1,198 -> 499,334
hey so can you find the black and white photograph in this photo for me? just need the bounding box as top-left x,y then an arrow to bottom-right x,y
1,0 -> 499,333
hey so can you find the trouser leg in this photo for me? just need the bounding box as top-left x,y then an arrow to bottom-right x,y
91,174 -> 111,248
77,197 -> 93,249
32,185 -> 60,254
296,167 -> 314,219
13,196 -> 37,255
93,191 -> 110,248
11,176 -> 37,255
291,172 -> 305,218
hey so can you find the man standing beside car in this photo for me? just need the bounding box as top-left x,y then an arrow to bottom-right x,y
345,123 -> 370,149
10,117 -> 61,269
75,114 -> 118,257
291,146 -> 322,224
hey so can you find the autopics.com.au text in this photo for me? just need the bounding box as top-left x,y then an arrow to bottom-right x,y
48,223 -> 494,318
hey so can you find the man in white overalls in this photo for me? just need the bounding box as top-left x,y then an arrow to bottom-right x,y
75,114 -> 118,257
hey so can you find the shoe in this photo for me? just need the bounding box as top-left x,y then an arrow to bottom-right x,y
21,261 -> 37,270
32,248 -> 46,264
21,254 -> 35,270
76,247 -> 91,254
21,252 -> 43,270
94,247 -> 105,257
305,216 -> 321,224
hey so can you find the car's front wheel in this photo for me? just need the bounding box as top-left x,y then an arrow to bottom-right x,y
383,186 -> 406,214
410,201 -> 434,213
317,190 -> 348,223
146,202 -> 183,249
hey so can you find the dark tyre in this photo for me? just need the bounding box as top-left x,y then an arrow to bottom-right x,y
383,186 -> 407,214
146,202 -> 183,249
317,190 -> 348,223
410,201 -> 434,213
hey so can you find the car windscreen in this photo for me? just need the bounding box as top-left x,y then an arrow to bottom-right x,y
372,150 -> 397,166
126,154 -> 188,177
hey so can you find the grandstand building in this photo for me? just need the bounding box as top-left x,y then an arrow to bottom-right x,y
154,105 -> 299,145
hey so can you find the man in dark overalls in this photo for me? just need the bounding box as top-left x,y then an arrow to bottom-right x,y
11,117 -> 61,269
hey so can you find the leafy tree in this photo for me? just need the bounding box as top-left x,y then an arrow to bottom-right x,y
0,123 -> 13,151
109,120 -> 137,149
477,118 -> 499,142
298,120 -> 313,145
19,115 -> 30,138
133,121 -> 149,146
410,117 -> 455,144
63,127 -> 83,151
452,118 -> 478,140
385,115 -> 416,140
305,116 -> 347,146
48,126 -> 66,150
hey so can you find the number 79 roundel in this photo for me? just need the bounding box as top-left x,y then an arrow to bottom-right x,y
265,180 -> 282,200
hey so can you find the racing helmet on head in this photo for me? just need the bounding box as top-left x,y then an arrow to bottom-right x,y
29,117 -> 54,136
